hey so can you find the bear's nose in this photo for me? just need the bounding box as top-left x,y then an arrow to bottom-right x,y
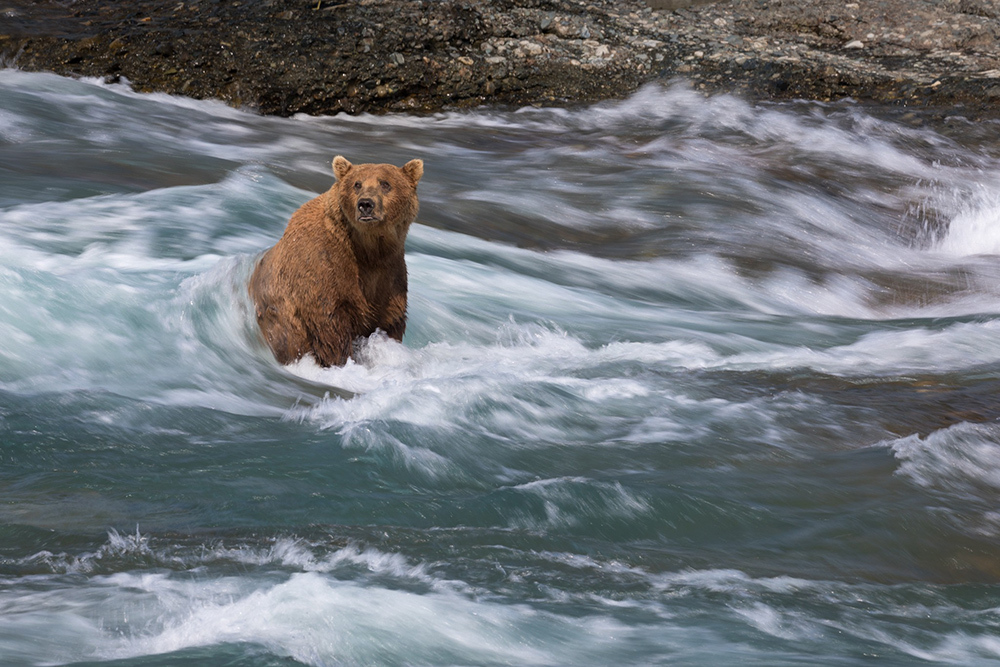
357,198 -> 375,218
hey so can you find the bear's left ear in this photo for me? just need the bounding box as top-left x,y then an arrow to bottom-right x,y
402,159 -> 423,186
332,155 -> 352,182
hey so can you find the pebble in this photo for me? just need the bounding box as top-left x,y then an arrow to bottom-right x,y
521,42 -> 543,56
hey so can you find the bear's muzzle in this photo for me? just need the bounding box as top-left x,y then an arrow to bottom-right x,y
356,195 -> 387,224
357,197 -> 376,221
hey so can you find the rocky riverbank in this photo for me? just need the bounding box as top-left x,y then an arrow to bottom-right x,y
2,0 -> 1000,118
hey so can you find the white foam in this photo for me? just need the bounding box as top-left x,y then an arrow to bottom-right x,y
0,167 -> 296,274
0,107 -> 32,143
108,570 -> 629,665
732,603 -> 824,642
937,186 -> 1000,257
503,477 -> 652,530
9,530 -> 999,666
650,568 -> 813,596
711,319 -> 1000,376
0,565 -> 650,666
637,567 -> 1000,662
905,632 -> 1000,664
408,223 -> 1000,329
891,421 -> 1000,495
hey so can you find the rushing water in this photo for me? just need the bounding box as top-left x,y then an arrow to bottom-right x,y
3,69 -> 1000,666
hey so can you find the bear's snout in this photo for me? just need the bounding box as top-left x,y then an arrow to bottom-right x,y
357,198 -> 376,220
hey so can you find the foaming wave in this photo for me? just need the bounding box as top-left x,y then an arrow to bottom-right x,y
173,571 -> 994,666
639,568 -> 1000,663
711,319 -> 1000,376
937,185 -> 1000,257
1,551 -> 651,666
0,167 -> 299,272
884,421 -> 1000,541
9,532 -> 1000,666
891,421 -> 1000,496
501,477 -> 652,531
0,246 -> 275,415
17,528 -> 156,575
14,531 -> 437,581
281,324 -> 613,480
409,224 -> 1000,331
102,571 -> 642,666
568,83 -> 941,179
0,107 -> 31,143
282,313 -> 1000,446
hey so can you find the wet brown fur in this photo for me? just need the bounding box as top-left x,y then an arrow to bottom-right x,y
248,155 -> 423,367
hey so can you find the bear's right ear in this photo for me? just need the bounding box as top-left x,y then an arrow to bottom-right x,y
402,159 -> 424,186
332,156 -> 352,182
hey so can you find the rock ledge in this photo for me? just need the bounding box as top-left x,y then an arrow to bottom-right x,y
2,0 -> 999,118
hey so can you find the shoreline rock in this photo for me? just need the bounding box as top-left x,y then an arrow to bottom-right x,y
2,0 -> 1000,119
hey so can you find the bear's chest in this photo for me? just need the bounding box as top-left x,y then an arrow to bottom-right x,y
355,256 -> 405,316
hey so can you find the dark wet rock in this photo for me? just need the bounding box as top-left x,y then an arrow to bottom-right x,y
2,0 -> 1000,118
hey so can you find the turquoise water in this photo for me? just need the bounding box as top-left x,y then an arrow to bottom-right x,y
4,69 -> 1000,665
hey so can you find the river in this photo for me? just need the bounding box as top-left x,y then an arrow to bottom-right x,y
3,69 -> 1000,665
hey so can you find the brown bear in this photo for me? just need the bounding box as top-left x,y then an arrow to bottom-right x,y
248,155 -> 424,367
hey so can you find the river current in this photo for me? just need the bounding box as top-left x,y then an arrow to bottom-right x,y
3,69 -> 1000,665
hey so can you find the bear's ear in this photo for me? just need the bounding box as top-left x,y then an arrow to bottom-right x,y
402,159 -> 423,186
332,156 -> 352,182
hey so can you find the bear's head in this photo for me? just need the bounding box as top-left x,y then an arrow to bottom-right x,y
332,155 -> 423,248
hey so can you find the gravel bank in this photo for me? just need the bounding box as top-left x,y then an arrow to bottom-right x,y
2,0 -> 1000,118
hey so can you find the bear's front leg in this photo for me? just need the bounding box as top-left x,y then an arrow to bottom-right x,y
381,292 -> 408,343
305,302 -> 365,367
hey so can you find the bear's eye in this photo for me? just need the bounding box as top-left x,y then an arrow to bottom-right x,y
379,180 -> 391,193
353,181 -> 362,192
